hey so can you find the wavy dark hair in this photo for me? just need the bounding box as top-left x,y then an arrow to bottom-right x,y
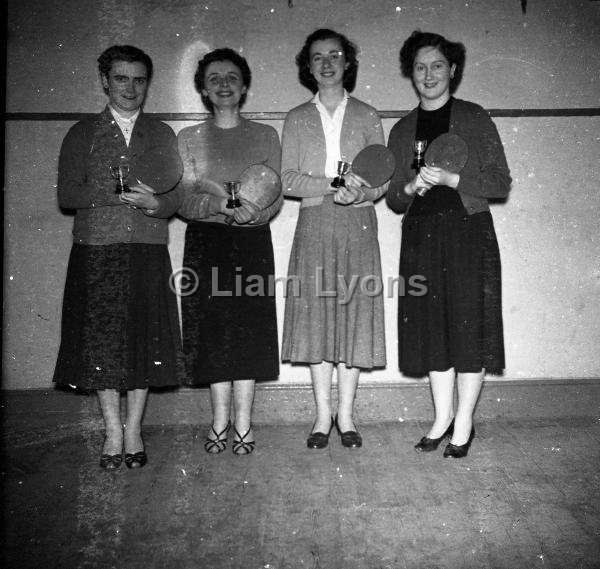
296,28 -> 359,94
399,31 -> 466,94
98,45 -> 153,84
194,48 -> 252,113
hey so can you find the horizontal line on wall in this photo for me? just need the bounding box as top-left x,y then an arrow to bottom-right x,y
5,107 -> 600,121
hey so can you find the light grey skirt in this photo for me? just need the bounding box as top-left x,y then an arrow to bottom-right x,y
282,196 -> 386,369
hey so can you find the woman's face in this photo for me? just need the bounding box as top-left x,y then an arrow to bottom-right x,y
309,37 -> 348,90
202,60 -> 247,111
412,46 -> 456,106
102,60 -> 149,117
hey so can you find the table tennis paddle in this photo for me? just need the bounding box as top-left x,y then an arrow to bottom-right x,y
424,133 -> 468,173
350,144 -> 396,187
131,146 -> 183,194
225,163 -> 281,225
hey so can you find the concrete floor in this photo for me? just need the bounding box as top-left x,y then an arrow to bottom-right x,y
2,417 -> 600,569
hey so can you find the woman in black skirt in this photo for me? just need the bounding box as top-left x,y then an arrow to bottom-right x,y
177,49 -> 282,455
54,45 -> 183,469
387,31 -> 511,458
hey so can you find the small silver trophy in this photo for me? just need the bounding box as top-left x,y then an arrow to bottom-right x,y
331,160 -> 351,188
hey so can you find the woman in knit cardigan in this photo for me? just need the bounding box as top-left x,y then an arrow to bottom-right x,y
54,45 -> 183,470
387,31 -> 512,458
281,29 -> 387,450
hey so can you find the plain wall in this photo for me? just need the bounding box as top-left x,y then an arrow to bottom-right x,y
4,0 -> 600,388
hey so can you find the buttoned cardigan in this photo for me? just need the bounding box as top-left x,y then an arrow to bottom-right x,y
386,98 -> 511,215
57,107 -> 182,245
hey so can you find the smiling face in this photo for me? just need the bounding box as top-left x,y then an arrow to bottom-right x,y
308,37 -> 349,90
202,60 -> 247,112
412,46 -> 456,109
101,60 -> 149,117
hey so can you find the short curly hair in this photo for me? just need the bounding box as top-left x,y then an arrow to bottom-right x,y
194,48 -> 252,113
296,28 -> 359,94
97,45 -> 153,83
399,31 -> 466,93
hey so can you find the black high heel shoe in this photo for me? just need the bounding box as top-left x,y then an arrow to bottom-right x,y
307,417 -> 334,449
414,419 -> 454,452
443,427 -> 475,459
334,415 -> 362,448
100,453 -> 122,470
124,450 -> 147,469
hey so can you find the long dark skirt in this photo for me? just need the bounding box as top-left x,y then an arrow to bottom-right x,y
398,210 -> 505,375
181,222 -> 279,385
53,243 -> 182,391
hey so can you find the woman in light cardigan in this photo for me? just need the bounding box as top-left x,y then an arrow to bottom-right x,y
281,29 -> 387,450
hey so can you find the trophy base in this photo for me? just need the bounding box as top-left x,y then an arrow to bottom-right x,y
115,183 -> 130,195
331,177 -> 346,189
227,198 -> 241,208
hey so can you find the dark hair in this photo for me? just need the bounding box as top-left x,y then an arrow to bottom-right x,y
97,45 -> 153,83
399,31 -> 465,93
296,28 -> 359,94
194,48 -> 252,113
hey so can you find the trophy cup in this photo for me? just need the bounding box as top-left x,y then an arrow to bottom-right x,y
109,159 -> 131,194
412,140 -> 429,196
331,160 -> 351,189
224,180 -> 241,209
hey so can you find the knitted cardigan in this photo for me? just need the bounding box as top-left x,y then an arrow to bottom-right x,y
57,107 -> 182,245
281,96 -> 387,208
386,98 -> 511,215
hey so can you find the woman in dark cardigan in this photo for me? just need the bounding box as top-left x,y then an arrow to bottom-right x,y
387,31 -> 511,458
54,45 -> 183,469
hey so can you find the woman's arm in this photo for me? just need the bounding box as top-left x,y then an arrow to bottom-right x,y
176,132 -> 228,220
57,123 -> 122,209
280,114 -> 333,199
385,122 -> 414,213
456,109 -> 511,199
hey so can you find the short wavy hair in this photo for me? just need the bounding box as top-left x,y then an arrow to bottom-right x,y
97,45 -> 153,83
399,31 -> 466,93
194,48 -> 252,113
296,28 -> 359,94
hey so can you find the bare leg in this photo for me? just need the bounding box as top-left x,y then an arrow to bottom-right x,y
310,361 -> 334,433
426,369 -> 456,438
97,389 -> 123,455
336,365 -> 360,432
204,381 -> 232,452
452,369 -> 485,445
124,388 -> 148,454
233,379 -> 255,443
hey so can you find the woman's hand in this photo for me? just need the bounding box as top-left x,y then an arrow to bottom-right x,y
232,200 -> 261,225
418,166 -> 459,189
120,183 -> 160,210
405,173 -> 431,196
333,172 -> 370,205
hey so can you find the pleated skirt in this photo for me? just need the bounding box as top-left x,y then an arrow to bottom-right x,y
53,243 -> 183,391
181,222 -> 279,384
282,197 -> 386,369
398,209 -> 505,375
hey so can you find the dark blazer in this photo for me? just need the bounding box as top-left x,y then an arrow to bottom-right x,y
386,98 -> 511,215
57,107 -> 182,245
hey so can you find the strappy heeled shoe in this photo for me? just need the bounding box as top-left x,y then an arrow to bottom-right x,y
334,414 -> 362,448
204,421 -> 231,454
443,427 -> 475,459
414,419 -> 455,452
232,425 -> 255,455
307,417 -> 334,449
